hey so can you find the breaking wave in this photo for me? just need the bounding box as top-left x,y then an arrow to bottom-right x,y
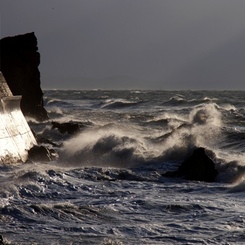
60,103 -> 223,170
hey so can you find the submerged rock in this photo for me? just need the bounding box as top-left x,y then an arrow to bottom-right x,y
0,32 -> 48,121
163,147 -> 218,182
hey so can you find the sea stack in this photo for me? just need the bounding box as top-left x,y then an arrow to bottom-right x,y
0,32 -> 48,121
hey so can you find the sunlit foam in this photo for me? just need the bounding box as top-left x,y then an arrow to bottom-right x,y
59,103 -> 223,169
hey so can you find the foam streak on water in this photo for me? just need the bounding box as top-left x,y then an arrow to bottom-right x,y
1,90 -> 245,244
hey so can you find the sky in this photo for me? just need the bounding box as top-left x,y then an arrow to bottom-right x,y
1,0 -> 245,90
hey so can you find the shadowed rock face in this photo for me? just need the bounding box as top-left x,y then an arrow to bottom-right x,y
0,32 -> 48,121
163,147 -> 218,182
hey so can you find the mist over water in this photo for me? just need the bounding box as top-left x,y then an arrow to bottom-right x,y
1,90 -> 245,244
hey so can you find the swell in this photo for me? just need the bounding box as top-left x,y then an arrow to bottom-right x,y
99,99 -> 142,109
162,95 -> 219,107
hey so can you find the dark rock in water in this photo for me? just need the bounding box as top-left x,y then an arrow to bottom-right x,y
0,235 -> 3,245
163,147 -> 218,182
28,145 -> 58,162
0,32 -> 48,121
51,121 -> 80,135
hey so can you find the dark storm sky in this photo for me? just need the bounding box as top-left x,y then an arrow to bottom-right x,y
1,0 -> 245,89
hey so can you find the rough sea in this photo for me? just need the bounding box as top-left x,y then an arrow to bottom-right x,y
1,90 -> 245,244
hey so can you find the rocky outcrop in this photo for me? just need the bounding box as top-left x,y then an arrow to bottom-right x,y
163,147 -> 218,182
0,32 -> 48,121
28,145 -> 58,162
51,121 -> 81,135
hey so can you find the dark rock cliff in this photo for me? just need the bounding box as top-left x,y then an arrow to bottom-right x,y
0,32 -> 48,121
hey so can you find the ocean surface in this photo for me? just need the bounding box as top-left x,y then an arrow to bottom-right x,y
1,90 -> 245,244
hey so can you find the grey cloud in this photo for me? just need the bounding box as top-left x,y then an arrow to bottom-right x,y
168,33 -> 245,90
1,0 -> 245,89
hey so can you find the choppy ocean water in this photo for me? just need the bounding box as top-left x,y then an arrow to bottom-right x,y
1,90 -> 245,244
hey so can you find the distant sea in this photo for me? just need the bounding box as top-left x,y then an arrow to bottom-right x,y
1,90 -> 245,244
